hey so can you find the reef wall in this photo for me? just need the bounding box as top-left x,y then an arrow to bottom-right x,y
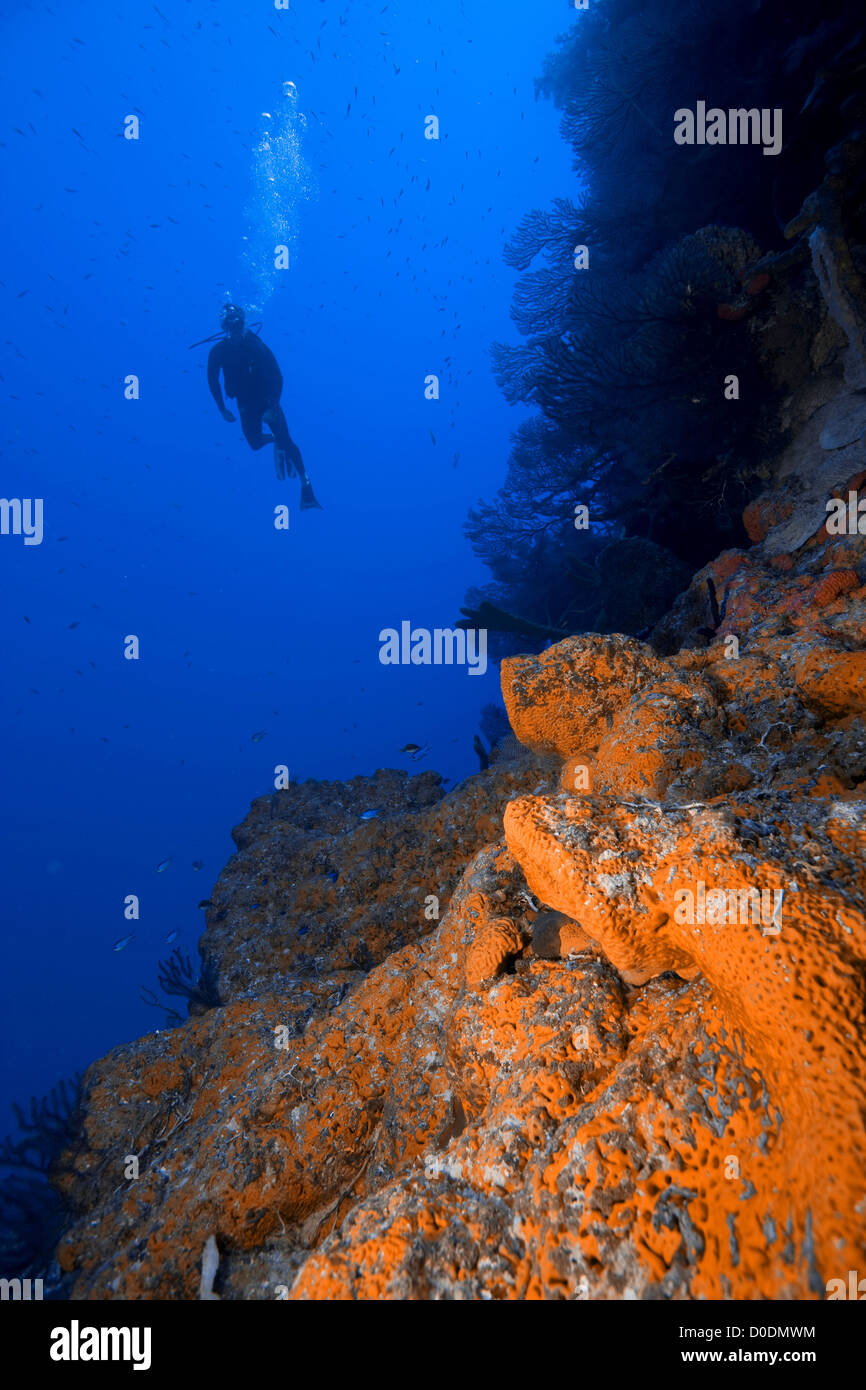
50,416 -> 866,1298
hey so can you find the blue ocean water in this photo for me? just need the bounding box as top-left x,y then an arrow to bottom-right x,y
0,1 -> 572,1126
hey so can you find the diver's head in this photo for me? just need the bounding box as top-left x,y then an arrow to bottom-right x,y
220,303 -> 245,337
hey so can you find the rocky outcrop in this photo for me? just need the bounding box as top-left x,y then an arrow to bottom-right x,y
204,764 -> 545,1003
52,487 -> 866,1301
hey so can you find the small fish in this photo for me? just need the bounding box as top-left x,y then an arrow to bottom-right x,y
400,743 -> 422,754
297,925 -> 309,936
198,899 -> 212,910
251,730 -> 267,742
326,871 -> 338,883
155,857 -> 172,873
166,930 -> 179,944
191,860 -> 204,870
360,808 -> 383,820
113,933 -> 135,952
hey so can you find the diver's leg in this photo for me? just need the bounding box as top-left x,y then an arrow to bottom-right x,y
265,404 -> 321,508
265,405 -> 310,490
264,406 -> 297,466
263,406 -> 290,479
268,407 -> 306,477
283,429 -> 306,479
264,405 -> 287,480
239,406 -> 275,451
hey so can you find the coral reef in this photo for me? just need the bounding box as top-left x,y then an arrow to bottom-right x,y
201,765 -> 548,1006
48,496 -> 866,1299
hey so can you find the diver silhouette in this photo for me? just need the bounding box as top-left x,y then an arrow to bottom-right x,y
204,304 -> 322,510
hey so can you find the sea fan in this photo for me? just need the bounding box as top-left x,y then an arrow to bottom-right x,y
141,948 -> 221,1026
0,1075 -> 82,1279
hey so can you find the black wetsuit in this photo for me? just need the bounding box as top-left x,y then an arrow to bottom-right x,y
207,331 -> 305,475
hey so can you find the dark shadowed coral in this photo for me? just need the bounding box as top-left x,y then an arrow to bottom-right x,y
479,702 -> 512,751
155,948 -> 221,1019
0,1076 -> 81,1281
463,0 -> 866,646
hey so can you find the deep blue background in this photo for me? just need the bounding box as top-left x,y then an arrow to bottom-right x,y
0,0 -> 573,1126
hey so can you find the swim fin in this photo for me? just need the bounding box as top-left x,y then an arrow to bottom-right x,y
300,476 -> 323,510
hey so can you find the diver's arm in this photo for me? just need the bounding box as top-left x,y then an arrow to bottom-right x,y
207,346 -> 235,421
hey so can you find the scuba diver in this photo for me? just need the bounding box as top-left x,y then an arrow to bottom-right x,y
203,303 -> 321,510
